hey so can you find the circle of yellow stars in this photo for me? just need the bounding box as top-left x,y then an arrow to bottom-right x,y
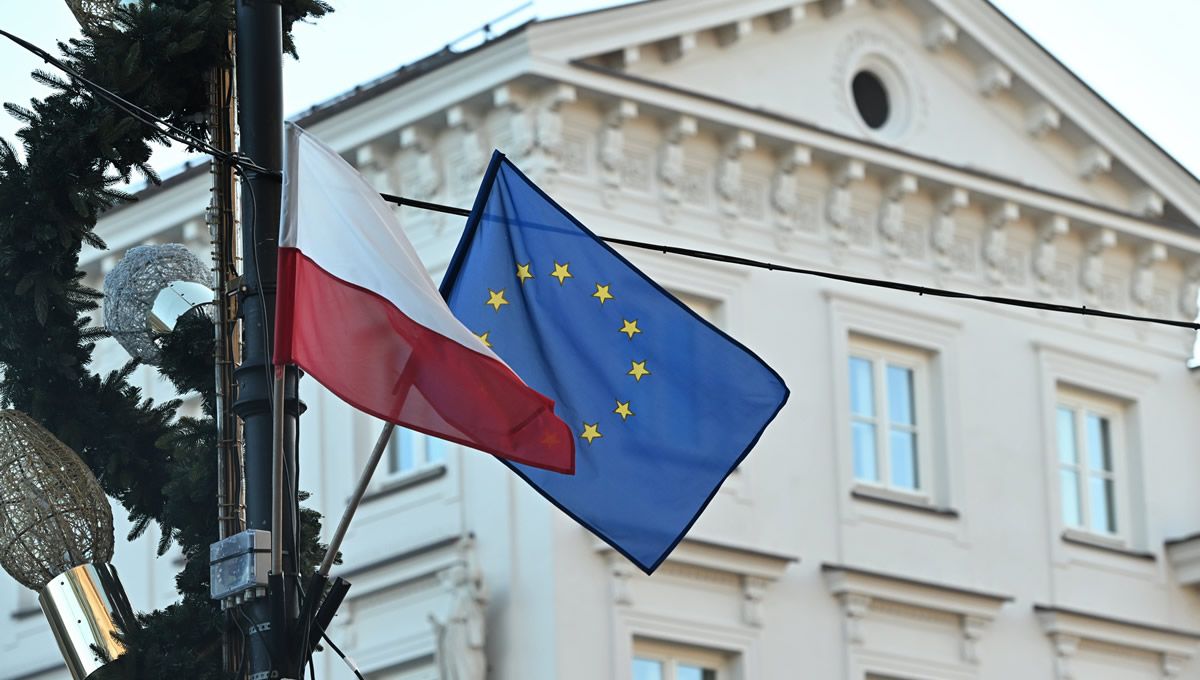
478,259 -> 652,446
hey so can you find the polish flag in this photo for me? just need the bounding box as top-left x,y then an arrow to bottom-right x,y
274,124 -> 574,474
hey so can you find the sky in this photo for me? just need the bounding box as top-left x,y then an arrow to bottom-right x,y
0,0 -> 1197,183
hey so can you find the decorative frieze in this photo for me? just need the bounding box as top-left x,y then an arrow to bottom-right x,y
878,173 -> 918,258
716,130 -> 756,231
771,145 -> 814,249
983,201 -> 1020,283
598,99 -> 639,205
1081,228 -> 1116,304
1132,242 -> 1167,308
492,85 -> 533,159
398,125 -> 441,200
931,188 -> 969,271
827,159 -> 866,246
1179,260 -> 1200,320
446,105 -> 488,190
535,84 -> 577,171
1033,215 -> 1070,295
658,115 -> 697,216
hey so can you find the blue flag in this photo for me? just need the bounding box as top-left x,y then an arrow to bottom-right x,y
441,152 -> 789,572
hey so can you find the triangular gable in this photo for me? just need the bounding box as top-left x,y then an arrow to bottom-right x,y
527,0 -> 1200,230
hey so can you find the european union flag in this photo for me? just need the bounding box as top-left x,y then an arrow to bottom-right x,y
441,152 -> 789,572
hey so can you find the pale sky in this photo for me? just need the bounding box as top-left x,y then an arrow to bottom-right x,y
0,0 -> 1197,183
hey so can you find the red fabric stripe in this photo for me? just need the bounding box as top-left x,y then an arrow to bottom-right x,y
275,248 -> 574,474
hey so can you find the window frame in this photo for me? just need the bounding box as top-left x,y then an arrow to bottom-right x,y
847,335 -> 932,497
1054,386 -> 1129,541
633,638 -> 730,680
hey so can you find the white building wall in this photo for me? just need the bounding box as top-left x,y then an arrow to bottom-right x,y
4,2 -> 1200,679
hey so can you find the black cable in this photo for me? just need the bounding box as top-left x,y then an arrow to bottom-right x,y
319,631 -> 365,680
376,193 -> 1200,332
0,27 -> 274,176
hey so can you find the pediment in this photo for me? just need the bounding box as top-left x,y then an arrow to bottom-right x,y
528,0 -> 1200,229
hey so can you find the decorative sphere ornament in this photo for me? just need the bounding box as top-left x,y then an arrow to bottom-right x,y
103,243 -> 213,364
0,410 -> 114,591
62,0 -> 119,29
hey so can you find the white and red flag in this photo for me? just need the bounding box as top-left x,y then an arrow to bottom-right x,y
273,123 -> 574,474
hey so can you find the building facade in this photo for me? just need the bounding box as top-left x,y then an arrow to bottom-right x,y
5,0 -> 1200,678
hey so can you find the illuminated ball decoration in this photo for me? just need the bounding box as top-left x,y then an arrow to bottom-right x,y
0,410 -> 114,591
103,243 -> 212,365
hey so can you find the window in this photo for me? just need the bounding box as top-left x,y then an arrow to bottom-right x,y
852,71 -> 890,129
633,640 -> 728,680
1056,388 -> 1125,536
848,337 -> 929,493
387,427 -> 448,476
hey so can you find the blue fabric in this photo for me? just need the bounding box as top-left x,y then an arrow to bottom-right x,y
441,152 -> 790,572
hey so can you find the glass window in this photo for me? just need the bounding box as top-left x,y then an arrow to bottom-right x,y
847,338 -> 928,493
1055,390 -> 1123,537
387,427 -> 449,475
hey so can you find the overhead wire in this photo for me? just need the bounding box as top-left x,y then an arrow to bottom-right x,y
376,193 -> 1200,332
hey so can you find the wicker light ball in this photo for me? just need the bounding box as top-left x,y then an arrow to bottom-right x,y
0,410 -> 114,591
62,0 -> 122,29
103,243 -> 212,365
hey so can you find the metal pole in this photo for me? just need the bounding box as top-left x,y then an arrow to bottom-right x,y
318,424 -> 395,576
233,1 -> 299,677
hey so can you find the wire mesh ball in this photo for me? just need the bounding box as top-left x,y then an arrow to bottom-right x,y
103,243 -> 212,365
62,0 -> 121,29
0,410 -> 114,591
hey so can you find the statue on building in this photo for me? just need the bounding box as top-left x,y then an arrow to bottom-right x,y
429,561 -> 487,680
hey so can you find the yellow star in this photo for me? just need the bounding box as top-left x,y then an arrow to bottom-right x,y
551,262 -> 573,285
628,360 -> 650,382
593,283 -> 614,304
516,262 -> 534,284
486,289 -> 508,312
614,400 -> 634,421
475,331 -> 492,348
580,422 -> 602,444
619,319 -> 641,339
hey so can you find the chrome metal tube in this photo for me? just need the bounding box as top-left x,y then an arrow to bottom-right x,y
38,563 -> 136,680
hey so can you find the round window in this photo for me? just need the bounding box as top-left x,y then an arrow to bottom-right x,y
851,70 -> 890,130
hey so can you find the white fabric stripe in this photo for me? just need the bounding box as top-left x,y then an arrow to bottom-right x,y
280,123 -> 499,362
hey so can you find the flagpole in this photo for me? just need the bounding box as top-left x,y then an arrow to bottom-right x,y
318,423 -> 395,577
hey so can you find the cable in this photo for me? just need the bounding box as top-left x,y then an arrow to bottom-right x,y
319,630 -> 365,680
375,193 -> 1200,332
0,27 -> 275,177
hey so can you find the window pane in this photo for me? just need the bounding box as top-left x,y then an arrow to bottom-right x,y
1056,407 -> 1076,465
1085,414 -> 1112,472
1089,475 -> 1116,534
889,429 -> 918,490
1060,469 -> 1082,527
852,421 -> 878,481
390,429 -> 417,473
677,665 -> 717,680
426,435 -> 447,464
849,357 -> 874,417
886,364 -> 914,426
632,659 -> 664,680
